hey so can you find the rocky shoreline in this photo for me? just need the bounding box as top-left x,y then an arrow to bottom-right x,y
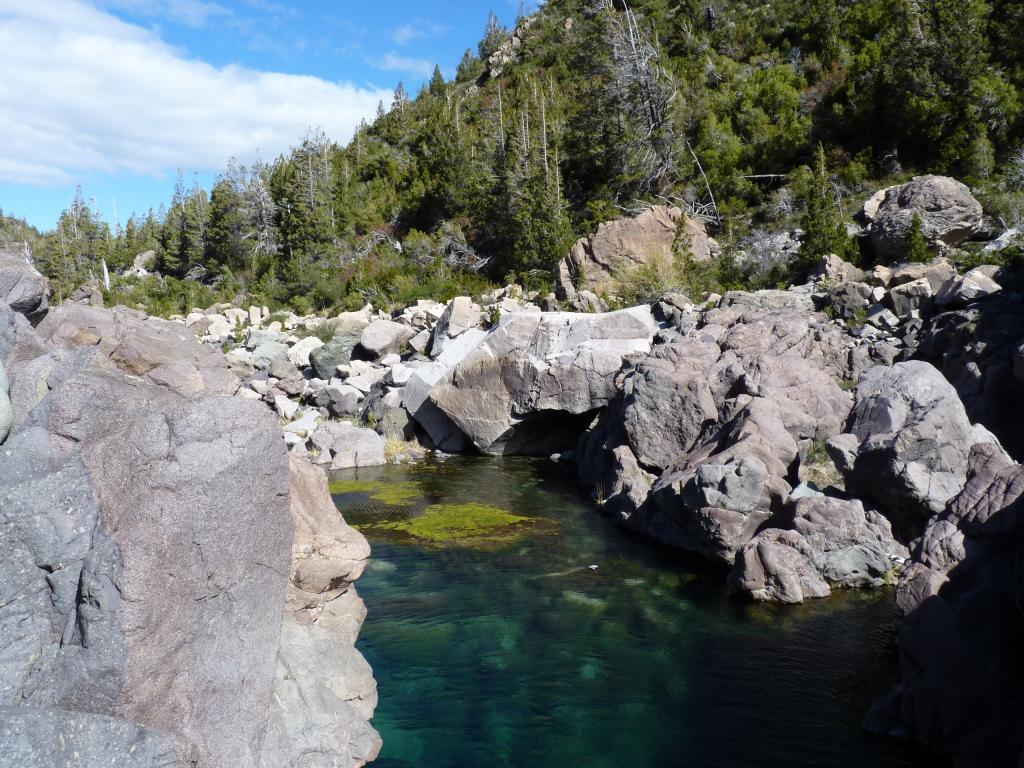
1,174 -> 1022,766
0,253 -> 379,767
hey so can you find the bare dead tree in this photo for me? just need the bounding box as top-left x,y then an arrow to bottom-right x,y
598,0 -> 678,197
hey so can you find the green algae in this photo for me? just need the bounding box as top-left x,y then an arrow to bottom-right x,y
329,478 -> 422,506
366,502 -> 539,546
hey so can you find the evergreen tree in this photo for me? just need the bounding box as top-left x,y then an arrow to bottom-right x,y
798,145 -> 854,275
905,214 -> 931,263
478,11 -> 508,61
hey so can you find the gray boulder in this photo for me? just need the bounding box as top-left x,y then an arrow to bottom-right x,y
730,496 -> 906,603
934,267 -> 1002,308
0,302 -> 378,768
829,361 -> 1003,533
310,326 -> 363,379
310,421 -> 387,470
359,319 -> 415,359
578,302 -> 855,564
36,303 -> 237,396
429,296 -> 483,357
869,443 -> 1024,766
428,306 -> 658,454
918,293 -> 1024,456
0,248 -> 48,321
869,176 -> 984,260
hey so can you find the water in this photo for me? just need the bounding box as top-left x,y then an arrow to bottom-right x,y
331,456 -> 916,768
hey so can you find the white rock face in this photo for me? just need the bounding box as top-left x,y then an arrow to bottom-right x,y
426,306 -> 660,454
287,336 -> 325,367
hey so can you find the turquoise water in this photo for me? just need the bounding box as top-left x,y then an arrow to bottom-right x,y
332,456 -> 915,768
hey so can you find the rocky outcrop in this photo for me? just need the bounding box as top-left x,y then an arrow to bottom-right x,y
557,206 -> 710,300
917,293 -> 1024,456
36,303 -> 238,396
730,496 -> 906,603
827,361 -> 1005,535
0,299 -> 378,768
428,306 -> 659,454
869,175 -> 984,260
0,248 -> 48,322
867,444 -> 1024,767
578,300 -> 856,567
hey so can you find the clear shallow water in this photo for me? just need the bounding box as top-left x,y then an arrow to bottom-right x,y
331,456 -> 915,768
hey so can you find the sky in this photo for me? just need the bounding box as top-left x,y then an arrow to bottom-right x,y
0,0 -> 522,231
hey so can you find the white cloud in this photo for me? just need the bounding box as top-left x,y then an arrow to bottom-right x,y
392,20 -> 448,46
375,51 -> 436,79
0,0 -> 391,186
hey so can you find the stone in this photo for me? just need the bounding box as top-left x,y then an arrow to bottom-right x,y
0,248 -> 49,321
310,326 -> 363,379
557,206 -> 709,299
888,258 -> 957,293
429,296 -> 484,357
729,529 -> 831,604
830,361 -> 1001,533
287,335 -> 324,367
36,303 -> 237,396
813,254 -> 867,283
869,175 -> 984,260
934,267 -> 1002,308
310,421 -> 386,469
274,394 -> 299,420
427,306 -> 659,454
359,320 -> 416,359
828,281 -> 872,321
917,293 -> 1024,456
871,444 -> 1024,766
889,277 -> 933,319
252,341 -> 289,370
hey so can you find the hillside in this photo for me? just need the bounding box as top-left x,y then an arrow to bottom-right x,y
11,0 -> 1024,313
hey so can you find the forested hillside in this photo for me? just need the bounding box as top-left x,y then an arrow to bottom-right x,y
8,0 -> 1024,314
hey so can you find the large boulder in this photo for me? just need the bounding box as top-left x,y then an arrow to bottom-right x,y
868,444 -> 1024,767
359,319 -> 415,359
828,361 -> 1005,534
918,293 -> 1024,456
36,303 -> 237,396
730,496 -> 906,603
310,324 -> 364,379
427,306 -> 659,454
0,301 -> 378,768
578,302 -> 856,565
869,175 -> 984,260
0,248 -> 49,322
557,206 -> 710,299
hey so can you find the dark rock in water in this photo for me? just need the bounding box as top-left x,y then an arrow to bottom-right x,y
0,248 -> 49,322
730,496 -> 907,603
875,443 -> 1024,767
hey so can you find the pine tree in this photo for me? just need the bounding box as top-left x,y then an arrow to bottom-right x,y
798,145 -> 854,275
905,214 -> 931,263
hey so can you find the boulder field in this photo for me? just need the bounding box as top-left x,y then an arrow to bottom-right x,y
0,268 -> 379,767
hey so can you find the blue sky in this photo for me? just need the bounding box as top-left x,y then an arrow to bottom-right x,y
0,0 -> 523,231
